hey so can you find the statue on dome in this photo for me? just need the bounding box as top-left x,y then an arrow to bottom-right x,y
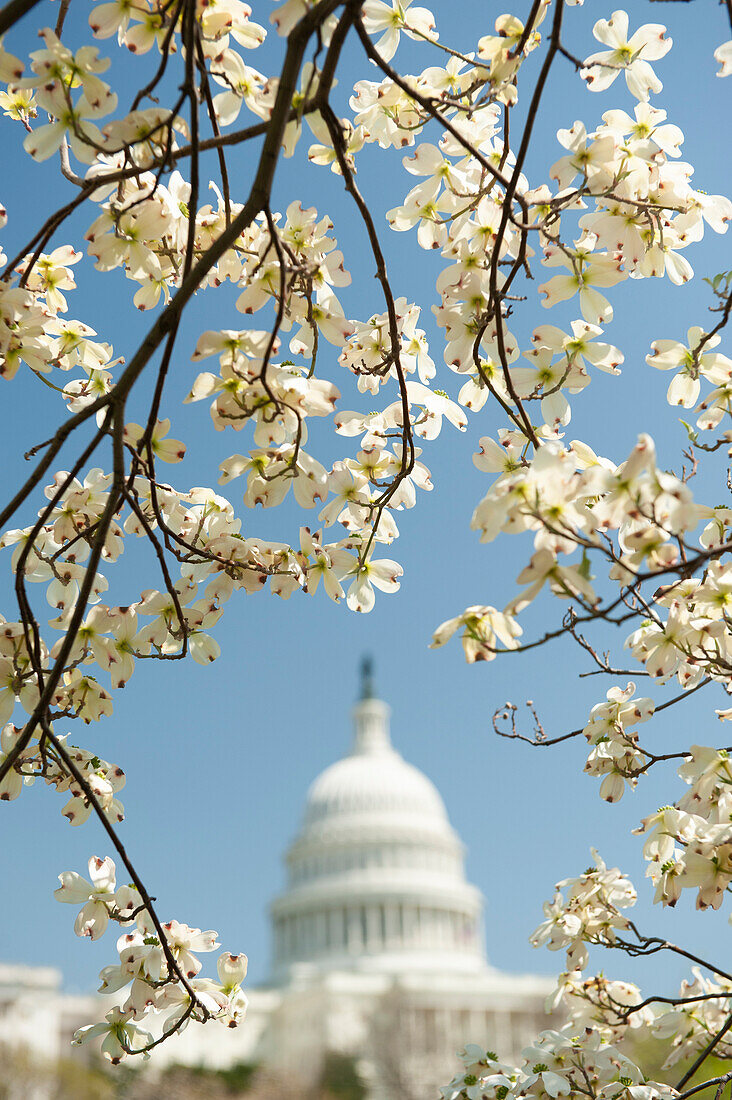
360,654 -> 375,701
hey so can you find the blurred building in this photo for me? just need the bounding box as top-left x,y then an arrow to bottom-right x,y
0,963 -> 98,1097
152,663 -> 554,1096
1,666 -> 553,1097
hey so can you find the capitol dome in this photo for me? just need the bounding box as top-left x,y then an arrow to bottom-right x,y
303,723 -> 451,828
270,664 -> 488,982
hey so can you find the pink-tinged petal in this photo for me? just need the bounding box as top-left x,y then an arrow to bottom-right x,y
368,559 -> 403,592
189,632 -> 221,664
154,437 -> 186,463
627,23 -> 671,62
646,340 -> 686,371
89,2 -> 126,36
593,11 -> 629,49
625,58 -> 662,102
541,389 -> 571,429
100,1030 -> 126,1064
110,652 -> 135,690
184,372 -> 220,403
373,26 -> 400,62
416,218 -> 447,250
188,929 -> 220,952
665,251 -> 693,286
429,615 -> 461,647
113,883 -> 140,912
538,273 -> 578,308
88,854 -> 116,892
98,964 -> 132,995
23,121 -> 65,161
73,1022 -> 109,1045
133,280 -> 162,311
124,22 -> 156,53
322,570 -> 345,602
74,899 -> 110,940
581,56 -> 620,93
666,373 -> 699,408
217,952 -> 248,986
54,871 -> 93,904
403,142 -> 444,176
0,42 -> 23,81
0,687 -> 15,726
715,40 -> 732,78
347,573 -> 375,613
543,1071 -> 572,1097
0,766 -> 22,800
600,771 -> 626,803
579,286 -> 613,325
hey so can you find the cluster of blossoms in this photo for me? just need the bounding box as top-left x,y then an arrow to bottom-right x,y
652,967 -> 732,1069
646,326 -> 732,418
547,970 -> 654,1044
514,855 -> 732,1089
434,431 -> 723,632
0,0 -> 731,1077
530,852 -> 638,972
583,684 -> 654,804
634,743 -> 732,911
55,856 -> 248,1061
441,1028 -> 675,1100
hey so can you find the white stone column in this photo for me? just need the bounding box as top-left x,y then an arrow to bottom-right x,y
316,911 -> 327,955
469,1009 -> 484,1045
347,907 -> 361,952
447,911 -> 457,950
437,1008 -> 451,1056
439,908 -> 448,947
379,904 -> 387,945
366,904 -> 380,951
403,905 -> 417,946
384,903 -> 397,946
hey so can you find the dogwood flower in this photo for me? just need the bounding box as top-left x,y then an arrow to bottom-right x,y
582,11 -> 672,101
430,605 -> 522,663
538,243 -> 625,325
345,554 -> 402,613
73,1006 -> 153,1063
361,0 -> 437,62
54,855 -> 119,940
715,40 -> 732,78
646,327 -> 732,408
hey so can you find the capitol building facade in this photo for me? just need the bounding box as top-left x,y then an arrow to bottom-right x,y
1,673 -> 553,1097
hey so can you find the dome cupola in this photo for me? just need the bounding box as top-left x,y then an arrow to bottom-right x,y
269,662 -> 488,981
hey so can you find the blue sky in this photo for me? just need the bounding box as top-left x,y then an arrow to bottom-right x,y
1,0 -> 731,1007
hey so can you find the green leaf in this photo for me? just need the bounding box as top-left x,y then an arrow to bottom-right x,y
577,550 -> 594,583
679,419 -> 698,443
